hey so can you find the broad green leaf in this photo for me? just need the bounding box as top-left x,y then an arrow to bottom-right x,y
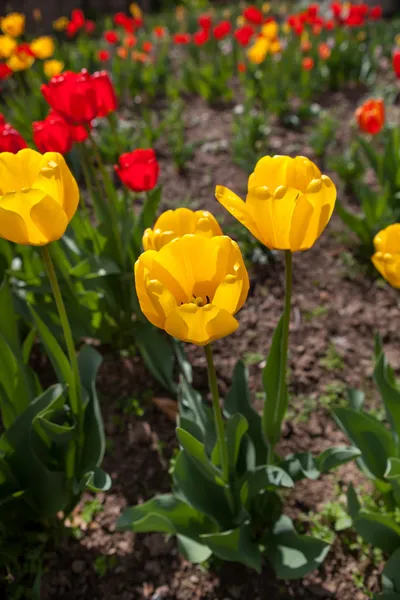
353,512 -> 400,554
241,466 -> 293,506
176,428 -> 222,484
201,525 -> 262,572
226,414 -> 248,471
224,361 -> 267,465
262,316 -> 288,450
0,277 -> 19,355
374,350 -> 400,441
382,547 -> 400,593
347,484 -> 361,519
316,446 -> 361,474
133,322 -> 176,394
334,407 -> 396,480
265,515 -> 330,579
82,467 -> 112,493
281,452 -> 320,481
347,388 -> 365,411
177,534 -> 212,563
335,200 -> 371,245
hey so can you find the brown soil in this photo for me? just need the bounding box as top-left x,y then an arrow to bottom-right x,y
39,86 -> 398,600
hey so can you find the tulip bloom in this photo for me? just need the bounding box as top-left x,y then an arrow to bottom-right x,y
142,208 -> 223,251
173,33 -> 191,45
33,114 -> 73,155
7,45 -> 35,72
247,37 -> 269,64
142,41 -> 153,53
216,155 -> 336,252
234,25 -> 255,47
355,99 -> 384,135
0,124 -> 27,153
393,50 -> 400,78
372,224 -> 400,288
369,5 -> 382,19
243,6 -> 264,25
92,70 -> 117,117
44,59 -> 64,79
98,49 -> 110,62
1,13 -> 25,38
53,17 -> 69,32
85,20 -> 95,34
213,21 -> 232,40
30,36 -> 55,60
302,57 -> 314,70
194,29 -> 209,46
114,149 -> 159,192
41,70 -> 98,126
153,26 -> 166,39
104,31 -> 119,45
0,63 -> 12,80
135,235 -> 249,345
0,149 -> 79,245
199,14 -> 212,30
0,36 -> 16,59
318,43 -> 331,60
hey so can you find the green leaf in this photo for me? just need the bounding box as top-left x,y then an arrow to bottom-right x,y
281,452 -> 320,481
374,350 -> 400,441
316,446 -> 361,474
176,428 -> 222,484
241,465 -> 293,506
226,414 -> 248,471
177,534 -> 213,563
29,306 -> 73,388
83,467 -> 112,492
375,594 -> 400,599
335,200 -> 371,245
69,256 -> 120,279
353,511 -> 400,554
201,525 -> 262,572
381,547 -> 400,593
262,316 -> 288,449
347,484 -> 361,519
265,515 -> 330,579
132,322 -> 176,394
334,407 -> 396,480
224,361 -> 267,465
347,388 -> 365,411
0,277 -> 19,355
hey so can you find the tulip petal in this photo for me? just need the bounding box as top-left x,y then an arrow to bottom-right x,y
32,152 -> 79,221
0,149 -> 42,193
165,303 -> 238,346
215,185 -> 261,241
0,204 -> 29,244
135,256 -> 167,328
0,189 -> 55,245
289,194 -> 314,251
30,194 -> 69,244
248,156 -> 290,192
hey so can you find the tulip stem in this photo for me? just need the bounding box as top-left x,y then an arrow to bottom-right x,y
204,344 -> 230,483
78,145 -> 102,254
107,113 -> 122,157
41,246 -> 83,442
270,250 -> 293,464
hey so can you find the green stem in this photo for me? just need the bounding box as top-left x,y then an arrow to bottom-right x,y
204,344 -> 229,483
270,250 -> 293,464
40,246 -> 83,440
107,113 -> 122,157
77,144 -> 102,254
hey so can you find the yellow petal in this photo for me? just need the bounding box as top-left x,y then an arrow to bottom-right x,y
32,152 -> 79,221
30,194 -> 69,244
212,237 -> 249,313
374,224 -> 400,254
0,204 -> 28,244
301,175 -> 336,249
165,303 -> 238,345
289,194 -> 314,251
135,254 -> 166,328
248,156 -> 290,192
215,186 -> 261,241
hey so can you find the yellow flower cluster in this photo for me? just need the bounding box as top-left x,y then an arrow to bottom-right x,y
247,19 -> 281,64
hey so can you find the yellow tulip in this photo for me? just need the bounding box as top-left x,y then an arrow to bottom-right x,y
130,2 -> 143,19
216,155 -> 336,252
282,23 -> 291,35
30,36 -> 55,59
1,13 -> 25,38
262,3 -> 271,13
372,224 -> 400,288
53,16 -> 69,31
236,15 -> 245,27
270,39 -> 282,54
0,35 -> 16,59
395,34 -> 400,47
262,20 -> 279,40
142,208 -> 223,251
43,59 -> 64,78
0,149 -> 79,246
135,235 -> 249,345
247,37 -> 270,64
7,49 -> 34,72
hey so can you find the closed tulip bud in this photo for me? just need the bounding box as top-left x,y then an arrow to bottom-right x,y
43,59 -> 64,78
41,69 -> 98,125
33,113 -> 73,155
7,45 -> 35,72
114,149 -> 159,192
104,30 -> 119,44
355,99 -> 384,135
393,49 -> 400,78
30,36 -> 55,59
0,63 -> 12,80
372,224 -> 400,288
0,148 -> 79,245
243,6 -> 264,25
53,16 -> 69,32
302,56 -> 314,70
1,13 -> 25,38
142,208 -> 223,251
92,70 -> 117,117
0,124 -> 27,153
213,21 -> 232,40
216,155 -> 336,252
135,235 -> 249,345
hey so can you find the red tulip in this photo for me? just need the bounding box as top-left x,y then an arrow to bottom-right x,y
331,2 -> 342,18
0,114 -> 5,128
97,49 -> 110,62
194,29 -> 209,46
92,70 -> 117,117
213,21 -> 232,41
142,41 -> 153,53
243,6 -> 263,25
41,69 -> 98,126
302,57 -> 314,70
0,63 -> 12,80
325,19 -> 335,30
33,113 -> 73,154
369,5 -> 383,19
114,12 -> 128,27
355,99 -> 385,135
173,33 -> 191,45
0,124 -> 27,153
234,25 -> 255,47
104,30 -> 119,44
198,14 -> 212,30
66,21 -> 79,38
153,26 -> 166,38
85,20 -> 95,34
393,49 -> 400,78
71,123 -> 91,143
114,149 -> 159,192
307,4 -> 319,19
238,62 -> 247,73
71,9 -> 85,29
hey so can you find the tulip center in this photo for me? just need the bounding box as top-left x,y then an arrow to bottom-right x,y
190,295 -> 211,307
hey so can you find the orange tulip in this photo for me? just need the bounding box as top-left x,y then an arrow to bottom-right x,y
355,99 -> 384,135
